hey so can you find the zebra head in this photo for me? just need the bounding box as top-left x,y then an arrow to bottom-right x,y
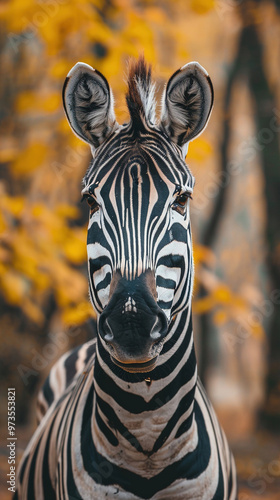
63,57 -> 213,372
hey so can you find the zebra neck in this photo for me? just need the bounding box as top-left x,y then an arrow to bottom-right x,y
92,308 -> 198,471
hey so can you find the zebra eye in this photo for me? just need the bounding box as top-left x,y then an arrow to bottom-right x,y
172,192 -> 192,215
81,194 -> 99,215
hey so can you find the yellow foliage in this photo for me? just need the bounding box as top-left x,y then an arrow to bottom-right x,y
42,93 -> 61,112
62,230 -> 87,265
21,298 -> 45,325
251,322 -> 265,340
17,91 -> 60,113
1,195 -> 24,217
145,7 -> 166,24
62,302 -> 96,326
11,142 -> 47,175
0,187 -> 90,324
213,285 -> 232,304
0,147 -> 19,163
193,295 -> 215,314
16,92 -> 37,112
213,309 -> 228,326
86,20 -> 113,43
0,213 -> 6,233
0,269 -> 27,305
54,204 -> 79,219
50,59 -> 73,79
193,244 -> 215,266
31,203 -> 45,218
190,0 -> 215,15
187,138 -> 213,163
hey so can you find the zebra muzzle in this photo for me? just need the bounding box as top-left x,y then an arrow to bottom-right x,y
97,271 -> 168,367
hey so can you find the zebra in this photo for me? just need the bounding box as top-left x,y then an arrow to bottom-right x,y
15,56 -> 237,500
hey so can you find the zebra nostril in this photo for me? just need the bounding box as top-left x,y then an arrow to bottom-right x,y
99,316 -> 114,342
150,311 -> 168,340
150,328 -> 161,340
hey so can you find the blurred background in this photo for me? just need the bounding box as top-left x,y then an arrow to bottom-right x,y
0,0 -> 280,498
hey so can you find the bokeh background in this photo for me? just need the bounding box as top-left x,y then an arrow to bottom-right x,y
0,0 -> 280,498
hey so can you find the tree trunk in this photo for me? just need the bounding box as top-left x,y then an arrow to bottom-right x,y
199,2 -> 280,428
242,7 -> 280,430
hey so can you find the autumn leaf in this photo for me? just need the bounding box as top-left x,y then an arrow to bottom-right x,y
62,302 -> 95,326
11,142 -> 47,175
190,0 -> 215,15
187,137 -> 213,163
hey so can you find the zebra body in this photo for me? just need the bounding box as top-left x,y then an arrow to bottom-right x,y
15,57 -> 237,499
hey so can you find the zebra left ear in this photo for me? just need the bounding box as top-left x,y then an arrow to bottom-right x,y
160,62 -> 214,153
63,62 -> 119,149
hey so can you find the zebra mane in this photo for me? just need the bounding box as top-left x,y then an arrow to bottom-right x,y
126,56 -> 156,129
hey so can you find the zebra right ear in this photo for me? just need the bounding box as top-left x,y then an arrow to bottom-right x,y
160,62 -> 214,155
63,62 -> 119,149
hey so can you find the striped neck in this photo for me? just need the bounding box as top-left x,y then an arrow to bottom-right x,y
92,307 -> 198,476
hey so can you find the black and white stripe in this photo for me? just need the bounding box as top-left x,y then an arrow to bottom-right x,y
15,57 -> 237,499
